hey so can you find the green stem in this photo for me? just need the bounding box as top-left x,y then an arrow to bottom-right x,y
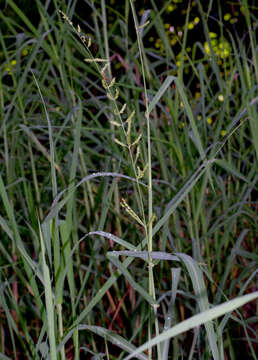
129,1 -> 161,358
57,304 -> 65,360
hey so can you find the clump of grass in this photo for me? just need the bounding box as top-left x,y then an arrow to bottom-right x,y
0,0 -> 257,359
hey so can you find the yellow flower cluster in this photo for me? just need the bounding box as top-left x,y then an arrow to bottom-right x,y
188,17 -> 200,30
4,47 -> 29,75
4,60 -> 17,75
204,33 -> 232,59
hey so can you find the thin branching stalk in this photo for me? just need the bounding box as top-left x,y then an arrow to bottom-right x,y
129,1 -> 161,359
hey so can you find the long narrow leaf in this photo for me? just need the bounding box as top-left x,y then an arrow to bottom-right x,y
38,222 -> 57,360
107,254 -> 159,306
57,325 -> 148,360
124,292 -> 258,360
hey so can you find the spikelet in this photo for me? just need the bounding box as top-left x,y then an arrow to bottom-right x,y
136,163 -> 148,180
60,11 -> 93,50
102,77 -> 116,89
134,145 -> 140,164
80,35 -> 87,45
114,138 -> 127,147
137,21 -> 150,30
108,77 -> 116,88
102,79 -> 108,89
125,111 -> 133,145
101,63 -> 109,76
107,88 -> 119,101
131,133 -> 142,147
107,93 -> 113,101
120,198 -> 145,227
114,103 -> 127,115
120,103 -> 127,114
109,120 -> 121,127
59,10 -> 65,18
59,10 -> 73,26
126,120 -> 132,146
125,110 -> 135,146
84,58 -> 109,62
75,30 -> 91,47
114,88 -> 119,100
136,166 -> 143,179
125,110 -> 135,124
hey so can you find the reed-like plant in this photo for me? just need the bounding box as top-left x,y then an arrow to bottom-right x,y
0,0 -> 257,359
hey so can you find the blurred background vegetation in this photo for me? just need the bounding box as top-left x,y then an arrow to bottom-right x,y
0,0 -> 257,359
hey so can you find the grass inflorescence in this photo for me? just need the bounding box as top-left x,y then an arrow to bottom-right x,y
0,0 -> 257,359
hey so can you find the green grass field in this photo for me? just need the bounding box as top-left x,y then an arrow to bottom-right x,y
0,0 -> 257,359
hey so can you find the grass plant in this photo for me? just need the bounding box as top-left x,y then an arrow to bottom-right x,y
0,0 -> 257,359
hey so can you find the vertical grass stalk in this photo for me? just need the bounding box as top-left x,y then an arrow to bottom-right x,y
129,1 -> 161,358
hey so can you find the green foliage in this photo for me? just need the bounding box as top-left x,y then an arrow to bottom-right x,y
0,0 -> 257,359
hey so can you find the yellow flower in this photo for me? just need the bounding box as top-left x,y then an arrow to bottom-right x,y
170,38 -> 177,46
22,49 -> 29,56
221,130 -> 227,136
209,32 -> 217,39
4,66 -> 11,74
188,22 -> 194,30
222,49 -> 230,57
218,94 -> 224,102
204,42 -> 211,55
224,13 -> 231,21
11,60 -> 17,66
167,4 -> 175,12
194,17 -> 200,24
207,117 -> 212,124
